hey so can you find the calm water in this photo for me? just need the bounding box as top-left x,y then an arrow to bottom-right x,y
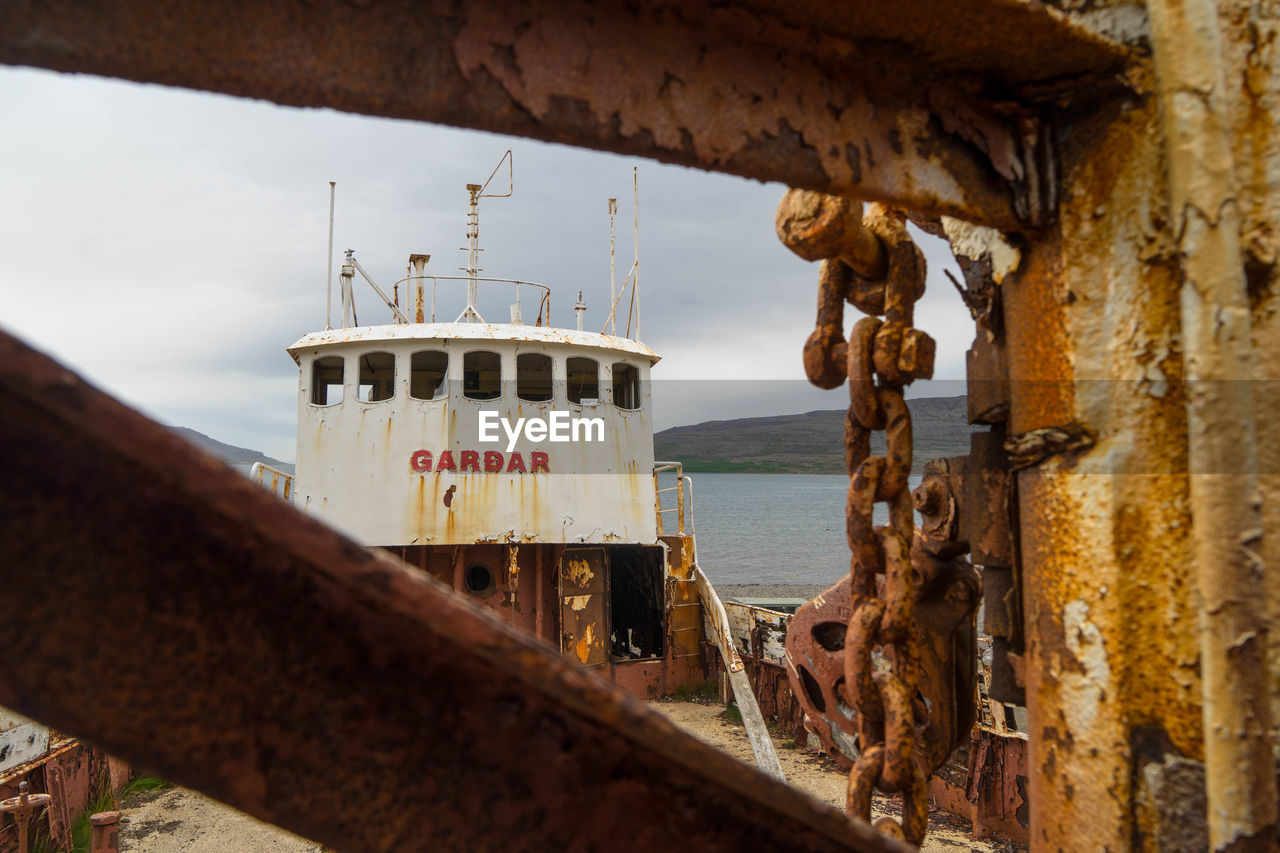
681,473 -> 922,587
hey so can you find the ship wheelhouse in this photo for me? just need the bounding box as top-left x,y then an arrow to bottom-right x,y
272,259 -> 705,696
288,323 -> 660,548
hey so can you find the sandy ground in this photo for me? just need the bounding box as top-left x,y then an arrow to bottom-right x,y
120,787 -> 323,853
650,700 -> 1017,853
119,700 -> 1015,852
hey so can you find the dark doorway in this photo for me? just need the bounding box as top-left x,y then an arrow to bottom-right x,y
609,546 -> 665,661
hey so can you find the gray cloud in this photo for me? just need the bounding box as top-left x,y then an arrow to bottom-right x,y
0,67 -> 974,462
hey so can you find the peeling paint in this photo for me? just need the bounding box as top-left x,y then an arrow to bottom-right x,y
565,558 -> 594,589
1059,600 -> 1111,730
574,623 -> 596,663
941,216 -> 1021,284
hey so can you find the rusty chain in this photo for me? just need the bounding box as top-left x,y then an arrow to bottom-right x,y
779,191 -> 935,845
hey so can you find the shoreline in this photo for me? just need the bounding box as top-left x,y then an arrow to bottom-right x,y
716,582 -> 829,602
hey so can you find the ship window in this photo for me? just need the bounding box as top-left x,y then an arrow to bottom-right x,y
611,362 -> 640,410
610,547 -> 665,661
566,357 -> 599,405
410,350 -> 448,400
310,356 -> 344,406
357,351 -> 395,402
464,351 -> 502,400
517,353 -> 553,402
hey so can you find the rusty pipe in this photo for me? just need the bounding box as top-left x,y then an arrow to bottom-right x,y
89,812 -> 120,853
1148,1 -> 1279,849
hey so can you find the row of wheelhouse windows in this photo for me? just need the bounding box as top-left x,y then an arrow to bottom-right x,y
309,350 -> 643,409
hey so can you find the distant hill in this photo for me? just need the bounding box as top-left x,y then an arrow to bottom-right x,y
170,398 -> 973,479
170,427 -> 294,476
654,396 -> 977,474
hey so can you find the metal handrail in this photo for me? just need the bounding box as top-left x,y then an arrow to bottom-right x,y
683,475 -> 696,537
250,462 -> 294,502
652,461 -> 688,536
391,274 -> 552,326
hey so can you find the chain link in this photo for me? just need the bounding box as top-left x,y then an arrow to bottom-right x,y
805,203 -> 934,845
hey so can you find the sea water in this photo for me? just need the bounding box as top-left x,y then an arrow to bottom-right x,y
685,473 -> 923,587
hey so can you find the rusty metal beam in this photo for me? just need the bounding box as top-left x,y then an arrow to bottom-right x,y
1148,0 -> 1277,847
0,0 -> 1126,229
0,329 -> 907,853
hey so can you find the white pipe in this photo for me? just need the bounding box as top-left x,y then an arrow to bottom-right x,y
632,167 -> 640,340
349,256 -> 410,325
326,182 -> 335,330
609,197 -> 617,335
464,184 -> 482,322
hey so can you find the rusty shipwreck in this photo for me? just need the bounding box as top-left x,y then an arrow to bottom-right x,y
252,163 -> 716,701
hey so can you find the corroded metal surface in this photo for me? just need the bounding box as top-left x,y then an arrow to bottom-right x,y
89,811 -> 121,853
559,548 -> 608,666
1148,0 -> 1278,848
0,783 -> 51,853
1007,75 -> 1205,850
785,554 -> 979,775
776,190 -> 886,280
0,330 -> 908,853
0,0 -> 1128,228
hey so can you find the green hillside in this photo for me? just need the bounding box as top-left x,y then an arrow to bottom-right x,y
653,396 -> 977,474
170,427 -> 295,475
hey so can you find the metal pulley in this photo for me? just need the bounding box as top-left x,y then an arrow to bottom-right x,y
785,538 -> 980,775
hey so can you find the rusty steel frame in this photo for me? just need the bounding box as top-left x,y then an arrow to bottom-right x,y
1147,0 -> 1277,847
6,2 -> 1280,851
0,0 -> 1124,230
0,331 -> 908,853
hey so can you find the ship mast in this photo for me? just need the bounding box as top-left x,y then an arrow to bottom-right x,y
458,150 -> 513,323
461,183 -> 483,322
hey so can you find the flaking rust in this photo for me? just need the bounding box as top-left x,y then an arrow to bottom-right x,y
779,196 -> 979,845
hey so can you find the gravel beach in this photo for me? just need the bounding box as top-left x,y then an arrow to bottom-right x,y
717,582 -> 829,602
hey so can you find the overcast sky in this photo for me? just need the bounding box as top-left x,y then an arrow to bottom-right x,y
0,67 -> 969,462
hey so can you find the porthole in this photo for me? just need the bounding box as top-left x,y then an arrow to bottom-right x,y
464,564 -> 495,596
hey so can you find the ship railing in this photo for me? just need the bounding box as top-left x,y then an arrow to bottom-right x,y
390,275 -> 552,326
653,461 -> 694,538
249,462 -> 294,502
